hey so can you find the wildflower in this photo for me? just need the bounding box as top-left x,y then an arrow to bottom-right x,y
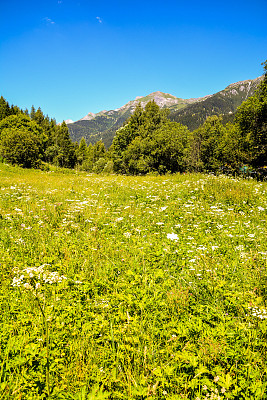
23,282 -> 32,290
248,306 -> 267,319
221,388 -> 226,393
11,264 -> 67,288
214,376 -> 220,382
167,233 -> 178,241
160,206 -> 167,211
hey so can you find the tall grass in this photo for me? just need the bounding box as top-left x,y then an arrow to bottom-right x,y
0,164 -> 266,399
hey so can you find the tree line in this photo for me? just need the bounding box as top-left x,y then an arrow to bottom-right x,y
0,61 -> 266,176
0,102 -> 108,170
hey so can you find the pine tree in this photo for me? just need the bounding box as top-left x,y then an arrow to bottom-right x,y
30,106 -> 36,120
56,121 -> 76,167
0,96 -> 10,121
77,137 -> 88,164
34,107 -> 45,125
93,140 -> 106,162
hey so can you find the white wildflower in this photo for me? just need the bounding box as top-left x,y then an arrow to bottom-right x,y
167,233 -> 178,241
23,282 -> 32,290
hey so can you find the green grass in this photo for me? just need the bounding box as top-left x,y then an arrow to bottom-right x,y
0,164 -> 267,400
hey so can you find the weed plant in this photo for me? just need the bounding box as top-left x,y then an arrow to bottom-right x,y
0,164 -> 267,399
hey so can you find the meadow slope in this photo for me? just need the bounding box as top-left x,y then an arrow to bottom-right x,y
0,165 -> 267,400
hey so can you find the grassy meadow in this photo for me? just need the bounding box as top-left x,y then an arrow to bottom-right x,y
0,163 -> 267,400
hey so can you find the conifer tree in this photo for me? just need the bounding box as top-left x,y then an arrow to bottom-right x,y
30,105 -> 36,120
93,140 -> 106,162
56,121 -> 76,168
34,107 -> 45,125
0,96 -> 10,121
77,137 -> 88,164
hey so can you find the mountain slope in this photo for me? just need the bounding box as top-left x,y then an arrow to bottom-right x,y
169,77 -> 263,130
67,92 -> 193,148
67,77 -> 263,148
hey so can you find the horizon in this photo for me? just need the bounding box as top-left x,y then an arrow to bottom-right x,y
1,0 -> 266,123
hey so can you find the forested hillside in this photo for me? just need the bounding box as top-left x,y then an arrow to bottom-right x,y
169,77 -> 263,130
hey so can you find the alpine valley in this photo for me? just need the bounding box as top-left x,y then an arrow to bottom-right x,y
66,76 -> 263,148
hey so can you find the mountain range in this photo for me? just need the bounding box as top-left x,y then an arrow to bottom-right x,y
66,76 -> 263,148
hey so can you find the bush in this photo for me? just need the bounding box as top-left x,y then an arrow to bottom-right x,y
93,157 -> 107,173
103,160 -> 114,173
0,128 -> 42,168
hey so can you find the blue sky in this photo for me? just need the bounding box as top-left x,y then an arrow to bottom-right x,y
1,0 -> 266,122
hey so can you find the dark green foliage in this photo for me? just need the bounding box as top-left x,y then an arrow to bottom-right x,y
93,157 -> 107,173
0,101 -> 78,169
30,105 -> 36,120
193,116 -> 227,172
67,113 -> 124,149
0,114 -> 47,168
53,121 -> 77,168
124,122 -> 191,174
169,77 -> 262,131
0,128 -> 42,168
112,101 -> 190,174
74,138 -> 108,172
93,140 -> 106,161
76,136 -> 88,164
33,107 -> 45,125
112,103 -> 144,158
234,63 -> 267,167
0,96 -> 23,121
0,96 -> 11,120
189,117 -> 253,175
0,114 -> 46,143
